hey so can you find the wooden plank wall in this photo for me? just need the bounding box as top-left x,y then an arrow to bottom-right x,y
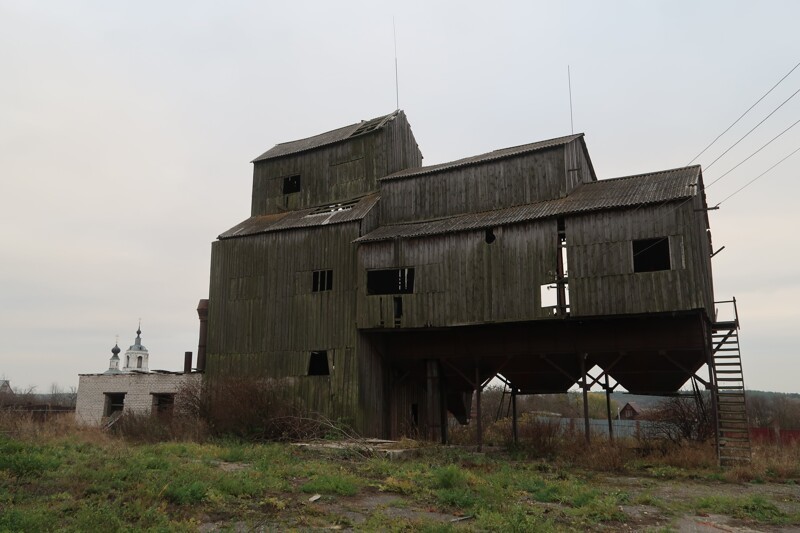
379,147 -> 567,225
357,220 -> 559,329
251,134 -> 377,216
564,138 -> 596,194
206,222 -> 363,427
566,200 -> 714,317
250,111 -> 422,217
385,111 -> 424,176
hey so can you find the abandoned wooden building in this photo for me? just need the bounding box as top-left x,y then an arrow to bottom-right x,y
204,110 -> 748,462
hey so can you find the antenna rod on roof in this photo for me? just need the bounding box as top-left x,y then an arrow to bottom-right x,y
568,65 -> 574,134
393,17 -> 399,110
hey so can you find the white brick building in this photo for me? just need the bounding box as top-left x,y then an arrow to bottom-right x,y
75,328 -> 201,426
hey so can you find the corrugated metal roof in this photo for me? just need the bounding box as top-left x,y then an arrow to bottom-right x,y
252,111 -> 399,162
219,193 -> 380,239
356,166 -> 700,243
380,133 -> 584,181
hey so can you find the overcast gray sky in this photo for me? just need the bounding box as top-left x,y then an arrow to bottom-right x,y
2,1 -> 799,394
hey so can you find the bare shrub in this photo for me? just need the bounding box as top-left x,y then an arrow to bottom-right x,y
193,377 -> 333,442
641,394 -> 713,444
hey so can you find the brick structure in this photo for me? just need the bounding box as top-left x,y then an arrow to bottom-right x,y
75,328 -> 201,426
75,372 -> 200,425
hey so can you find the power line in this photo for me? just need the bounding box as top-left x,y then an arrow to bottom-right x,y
703,85 -> 800,172
714,143 -> 800,207
706,116 -> 800,188
687,60 -> 800,165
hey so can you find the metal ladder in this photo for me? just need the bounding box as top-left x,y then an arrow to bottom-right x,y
712,299 -> 751,465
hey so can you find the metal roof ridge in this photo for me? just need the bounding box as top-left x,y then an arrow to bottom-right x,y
251,110 -> 400,162
379,133 -> 584,181
595,164 -> 701,183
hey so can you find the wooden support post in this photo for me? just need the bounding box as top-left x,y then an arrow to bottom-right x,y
426,360 -> 442,442
581,354 -> 590,444
605,373 -> 614,442
475,359 -> 483,452
511,388 -> 518,445
440,365 -> 449,445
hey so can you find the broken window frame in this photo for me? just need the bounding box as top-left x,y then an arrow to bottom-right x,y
632,237 -> 671,273
282,174 -> 301,195
312,269 -> 334,292
366,268 -> 415,295
307,350 -> 330,376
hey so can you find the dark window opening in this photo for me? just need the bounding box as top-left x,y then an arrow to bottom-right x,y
282,174 -> 301,194
367,268 -> 415,295
312,270 -> 333,292
308,351 -> 330,376
152,393 -> 175,416
136,356 -> 143,368
485,228 -> 496,244
104,393 -> 125,417
393,296 -> 403,319
633,238 -> 671,272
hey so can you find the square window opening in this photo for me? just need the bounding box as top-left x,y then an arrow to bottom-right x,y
367,268 -> 415,295
282,175 -> 301,194
308,350 -> 330,376
633,238 -> 671,272
104,392 -> 126,417
152,393 -> 175,416
312,269 -> 333,292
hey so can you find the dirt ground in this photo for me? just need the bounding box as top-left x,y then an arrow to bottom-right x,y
198,472 -> 800,532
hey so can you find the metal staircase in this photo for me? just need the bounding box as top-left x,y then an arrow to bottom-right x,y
711,298 -> 751,466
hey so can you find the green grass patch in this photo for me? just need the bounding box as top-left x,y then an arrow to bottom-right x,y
300,473 -> 361,496
694,494 -> 792,525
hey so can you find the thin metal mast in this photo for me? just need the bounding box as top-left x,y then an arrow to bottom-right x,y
393,17 -> 399,110
568,65 -> 574,134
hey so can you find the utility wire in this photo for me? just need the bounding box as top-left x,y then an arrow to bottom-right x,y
714,143 -> 800,207
628,130 -> 800,260
706,116 -> 800,188
703,85 -> 800,171
687,60 -> 800,166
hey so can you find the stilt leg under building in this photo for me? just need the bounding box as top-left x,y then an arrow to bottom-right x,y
581,353 -> 590,444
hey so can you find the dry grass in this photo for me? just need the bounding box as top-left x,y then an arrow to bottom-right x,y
0,409 -> 113,446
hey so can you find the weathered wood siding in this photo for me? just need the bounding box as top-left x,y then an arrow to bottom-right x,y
566,200 -> 714,317
251,112 -> 422,216
357,220 -> 559,329
564,138 -> 596,192
206,222 -> 364,426
379,146 -> 567,225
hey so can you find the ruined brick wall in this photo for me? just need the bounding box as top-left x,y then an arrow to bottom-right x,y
75,373 -> 201,425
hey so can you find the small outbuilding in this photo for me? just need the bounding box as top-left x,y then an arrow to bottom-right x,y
75,327 -> 200,425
